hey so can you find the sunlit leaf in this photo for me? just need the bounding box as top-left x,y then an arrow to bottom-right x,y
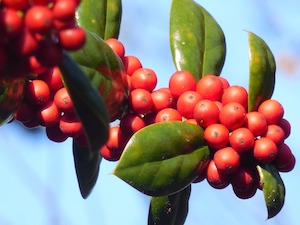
257,163 -> 285,219
170,0 -> 226,81
148,185 -> 191,225
113,121 -> 210,196
76,0 -> 122,39
248,31 -> 276,112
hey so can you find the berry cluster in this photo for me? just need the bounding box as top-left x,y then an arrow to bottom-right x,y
0,0 -> 86,78
102,38 -> 295,200
13,67 -> 86,145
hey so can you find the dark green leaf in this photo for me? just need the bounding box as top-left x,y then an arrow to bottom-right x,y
170,0 -> 226,81
73,139 -> 102,198
76,0 -> 122,39
59,51 -> 110,152
0,77 -> 25,125
113,121 -> 210,196
148,185 -> 191,225
256,163 -> 285,219
71,31 -> 128,121
248,31 -> 276,112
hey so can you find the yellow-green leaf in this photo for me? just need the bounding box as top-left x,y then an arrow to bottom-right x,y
248,31 -> 276,111
170,0 -> 226,81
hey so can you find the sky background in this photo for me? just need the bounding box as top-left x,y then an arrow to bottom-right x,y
1,1 -> 300,225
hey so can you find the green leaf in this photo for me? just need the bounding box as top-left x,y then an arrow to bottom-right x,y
248,31 -> 276,112
105,0 -> 122,39
59,51 -> 110,152
73,139 -> 102,198
71,30 -> 128,121
148,185 -> 191,225
0,77 -> 25,125
113,121 -> 210,196
256,163 -> 285,219
170,0 -> 226,81
76,0 -> 122,39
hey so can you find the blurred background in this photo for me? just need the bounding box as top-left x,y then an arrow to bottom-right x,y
1,0 -> 300,224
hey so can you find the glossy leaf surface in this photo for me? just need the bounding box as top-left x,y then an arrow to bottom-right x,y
248,31 -> 276,111
71,31 -> 128,121
170,0 -> 226,81
148,185 -> 191,225
73,140 -> 102,198
76,0 -> 122,39
257,164 -> 285,219
59,51 -> 110,152
0,77 -> 25,125
113,121 -> 210,196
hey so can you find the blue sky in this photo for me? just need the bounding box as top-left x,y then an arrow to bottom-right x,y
1,1 -> 300,225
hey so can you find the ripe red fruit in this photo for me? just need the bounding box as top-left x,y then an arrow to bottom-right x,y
105,126 -> 127,152
244,111 -> 267,137
204,123 -> 229,150
155,108 -> 182,123
128,88 -> 153,114
231,167 -> 255,191
52,0 -> 77,21
35,39 -> 63,68
278,118 -> 291,138
214,147 -> 240,174
122,55 -> 142,75
206,159 -> 230,189
221,85 -> 248,109
46,124 -> 68,143
54,87 -> 74,112
58,26 -> 86,51
39,67 -> 64,91
253,137 -> 278,163
218,76 -> 230,89
143,112 -> 156,125
29,56 -> 47,74
119,113 -> 146,136
105,38 -> 125,59
273,143 -> 294,170
151,89 -> 175,113
232,182 -> 257,199
262,124 -> 285,146
229,127 -> 255,153
278,154 -> 295,173
25,79 -> 50,105
32,0 -> 53,5
2,0 -> 29,10
196,75 -> 224,101
219,102 -> 246,130
0,8 -> 23,37
25,6 -> 54,34
258,99 -> 284,125
12,28 -> 39,56
100,145 -> 122,161
131,68 -> 157,92
176,91 -> 203,119
193,99 -> 220,128
36,100 -> 61,127
169,70 -> 196,99
59,112 -> 83,137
